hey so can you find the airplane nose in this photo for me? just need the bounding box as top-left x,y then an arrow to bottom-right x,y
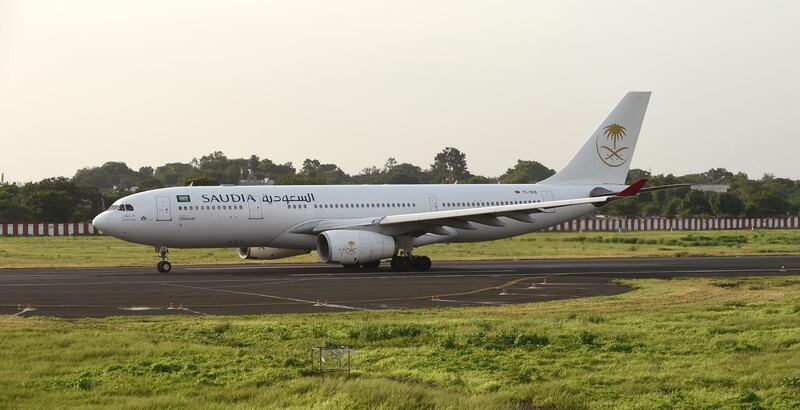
92,212 -> 109,233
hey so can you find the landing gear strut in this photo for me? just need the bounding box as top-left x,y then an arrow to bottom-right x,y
390,255 -> 431,272
155,246 -> 172,273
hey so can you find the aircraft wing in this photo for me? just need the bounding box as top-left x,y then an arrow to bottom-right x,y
290,179 -> 648,236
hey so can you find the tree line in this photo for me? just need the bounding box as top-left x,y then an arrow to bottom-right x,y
1,147 -> 797,222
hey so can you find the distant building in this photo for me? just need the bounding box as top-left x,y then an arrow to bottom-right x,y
239,177 -> 275,186
690,184 -> 730,193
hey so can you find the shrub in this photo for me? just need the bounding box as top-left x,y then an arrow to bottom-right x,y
73,375 -> 92,391
151,362 -> 182,373
514,333 -> 549,348
781,377 -> 800,388
606,343 -> 634,353
347,324 -> 426,341
736,391 -> 764,410
439,334 -> 458,349
585,315 -> 604,323
212,322 -> 231,334
466,331 -> 548,350
579,330 -> 598,345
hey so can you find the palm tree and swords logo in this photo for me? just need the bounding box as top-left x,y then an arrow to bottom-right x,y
596,123 -> 628,167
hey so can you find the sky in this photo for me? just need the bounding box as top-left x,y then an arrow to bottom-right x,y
1,0 -> 798,183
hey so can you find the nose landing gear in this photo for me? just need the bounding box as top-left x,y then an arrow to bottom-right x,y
155,246 -> 172,273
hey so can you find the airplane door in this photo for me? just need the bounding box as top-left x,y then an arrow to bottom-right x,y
540,191 -> 555,213
156,196 -> 172,221
248,197 -> 263,219
428,196 -> 439,211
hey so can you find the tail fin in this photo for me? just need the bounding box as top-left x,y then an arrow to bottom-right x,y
543,91 -> 651,185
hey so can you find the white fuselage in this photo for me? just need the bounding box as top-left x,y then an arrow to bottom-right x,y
93,183 -> 623,250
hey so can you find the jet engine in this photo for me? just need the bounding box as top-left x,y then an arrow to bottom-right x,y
237,247 -> 309,260
316,230 -> 396,264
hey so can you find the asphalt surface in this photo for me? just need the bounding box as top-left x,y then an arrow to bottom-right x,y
1,256 -> 799,317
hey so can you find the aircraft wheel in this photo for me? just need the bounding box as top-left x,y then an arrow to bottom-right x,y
415,256 -> 432,271
157,260 -> 172,273
391,256 -> 411,271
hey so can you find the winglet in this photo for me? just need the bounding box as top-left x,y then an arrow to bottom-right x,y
615,178 -> 648,197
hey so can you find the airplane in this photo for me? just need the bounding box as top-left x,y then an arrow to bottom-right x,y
93,91 -> 663,273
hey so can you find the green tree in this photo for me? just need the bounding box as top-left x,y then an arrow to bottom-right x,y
710,192 -> 744,217
430,147 -> 470,183
16,177 -> 103,222
185,176 -> 219,186
135,178 -> 165,192
387,163 -> 427,184
275,174 -> 325,185
260,159 -> 296,180
138,166 -> 154,177
73,161 -> 143,190
154,162 -> 196,186
499,160 -> 555,184
300,159 -> 351,184
680,190 -> 713,217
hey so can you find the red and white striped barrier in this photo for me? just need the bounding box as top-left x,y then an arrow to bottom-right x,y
0,217 -> 798,236
0,223 -> 101,236
546,217 -> 800,232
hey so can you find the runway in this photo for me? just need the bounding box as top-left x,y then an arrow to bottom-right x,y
1,255 -> 798,317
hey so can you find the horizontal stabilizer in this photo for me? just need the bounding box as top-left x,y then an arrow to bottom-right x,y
615,179 -> 648,197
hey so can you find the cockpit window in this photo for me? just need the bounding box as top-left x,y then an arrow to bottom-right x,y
125,204 -> 134,211
117,205 -> 125,211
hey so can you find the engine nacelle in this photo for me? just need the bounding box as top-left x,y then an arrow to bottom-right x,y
237,247 -> 309,260
316,230 -> 396,264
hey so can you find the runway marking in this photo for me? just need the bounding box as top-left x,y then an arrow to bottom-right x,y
0,278 -> 327,288
288,270 -> 517,278
159,282 -> 368,311
331,276 -> 539,305
166,305 -> 207,315
119,307 -> 161,311
1,268 -> 794,289
0,271 -> 521,287
432,298 -> 501,305
14,307 -> 36,316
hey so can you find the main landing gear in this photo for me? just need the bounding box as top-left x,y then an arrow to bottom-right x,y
390,255 -> 432,272
155,246 -> 172,273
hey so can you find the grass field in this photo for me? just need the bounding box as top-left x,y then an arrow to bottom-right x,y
1,229 -> 800,268
3,276 -> 800,408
